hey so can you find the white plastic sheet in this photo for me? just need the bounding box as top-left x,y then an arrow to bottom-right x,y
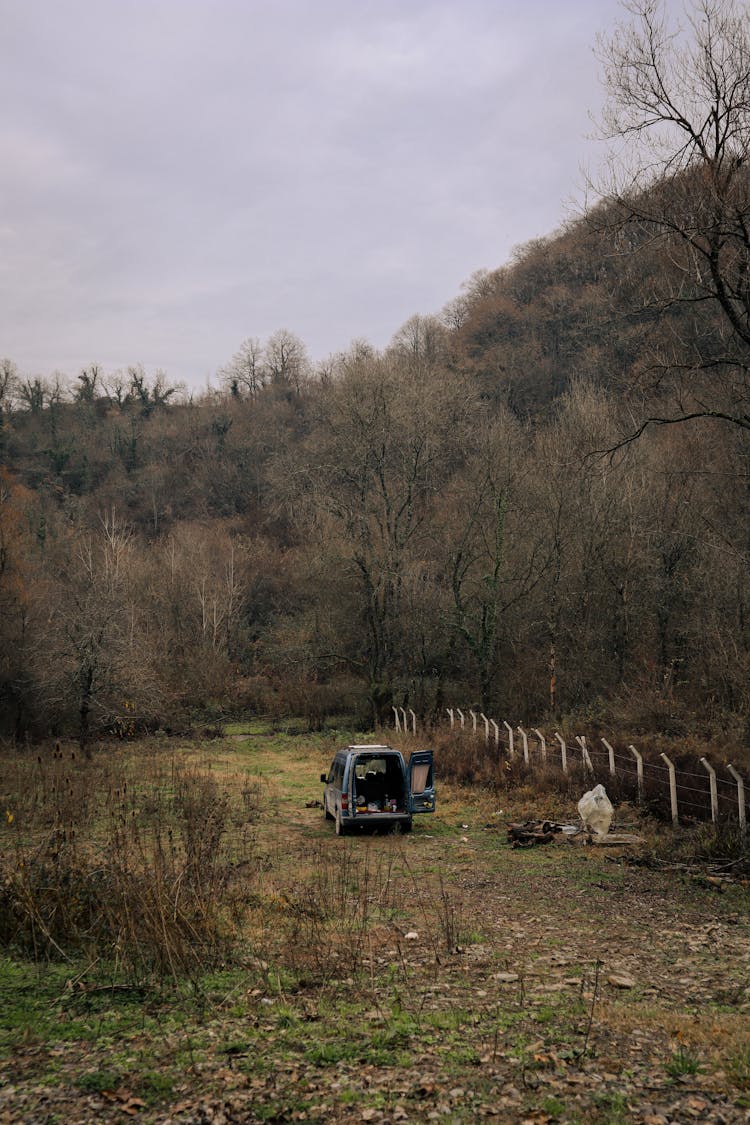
577,783 -> 613,835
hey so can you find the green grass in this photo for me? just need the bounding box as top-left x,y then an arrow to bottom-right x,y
593,1090 -> 631,1124
139,1071 -> 175,1103
666,1046 -> 701,1077
541,1095 -> 567,1118
728,1046 -> 750,1090
77,1069 -> 123,1093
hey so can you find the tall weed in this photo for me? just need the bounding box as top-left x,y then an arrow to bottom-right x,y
0,744 -> 259,980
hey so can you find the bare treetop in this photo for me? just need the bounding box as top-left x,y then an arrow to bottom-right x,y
595,0 -> 750,436
598,0 -> 750,185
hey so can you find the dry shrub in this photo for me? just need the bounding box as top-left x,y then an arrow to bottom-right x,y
271,676 -> 369,731
268,842 -> 404,984
428,729 -> 593,799
0,746 -> 259,980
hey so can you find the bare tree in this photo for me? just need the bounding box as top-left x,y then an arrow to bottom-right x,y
388,314 -> 448,369
219,337 -> 266,399
101,369 -> 131,408
265,329 -> 309,393
0,359 -> 17,409
276,350 -> 474,721
0,360 -> 17,456
596,0 -> 750,435
445,412 -> 547,713
128,365 -> 181,415
75,364 -> 101,403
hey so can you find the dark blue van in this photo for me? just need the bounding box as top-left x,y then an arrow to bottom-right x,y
320,744 -> 435,836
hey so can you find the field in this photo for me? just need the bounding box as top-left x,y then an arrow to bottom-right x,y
1,726 -> 749,1124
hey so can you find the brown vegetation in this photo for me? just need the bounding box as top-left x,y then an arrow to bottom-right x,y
2,0 -> 750,751
0,741 -> 259,977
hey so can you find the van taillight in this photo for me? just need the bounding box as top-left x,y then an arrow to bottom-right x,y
341,795 -> 348,811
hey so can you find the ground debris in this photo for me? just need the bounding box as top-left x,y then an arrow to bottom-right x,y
587,832 -> 646,847
506,820 -> 575,847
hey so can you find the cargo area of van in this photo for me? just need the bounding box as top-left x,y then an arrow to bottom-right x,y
352,752 -> 407,813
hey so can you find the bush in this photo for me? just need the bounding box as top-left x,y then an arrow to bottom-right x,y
0,745 -> 259,979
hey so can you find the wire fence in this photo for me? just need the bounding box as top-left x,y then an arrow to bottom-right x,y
391,705 -> 747,838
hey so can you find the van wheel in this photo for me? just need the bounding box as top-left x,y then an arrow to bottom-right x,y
335,810 -> 347,837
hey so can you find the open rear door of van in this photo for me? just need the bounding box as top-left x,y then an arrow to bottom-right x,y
408,750 -> 435,814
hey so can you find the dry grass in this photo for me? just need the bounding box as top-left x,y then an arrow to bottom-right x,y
0,740 -> 261,980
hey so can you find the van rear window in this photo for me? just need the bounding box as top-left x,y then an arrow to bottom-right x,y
354,757 -> 387,778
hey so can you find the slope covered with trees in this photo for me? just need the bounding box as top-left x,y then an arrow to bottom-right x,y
2,0 -> 749,750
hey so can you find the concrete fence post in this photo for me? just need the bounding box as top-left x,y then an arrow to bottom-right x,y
660,753 -> 679,826
503,721 -> 515,758
575,735 -> 593,774
628,744 -> 644,805
700,757 -> 718,824
533,729 -> 547,764
409,709 -> 417,735
490,719 -> 499,749
480,713 -> 490,744
393,706 -> 401,732
446,708 -> 454,730
517,726 -> 530,766
601,738 -> 616,778
399,707 -> 408,732
727,764 -> 747,841
457,709 -> 465,730
554,732 -> 568,775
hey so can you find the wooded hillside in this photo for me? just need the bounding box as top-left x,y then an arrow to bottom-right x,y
1,228 -> 747,748
2,0 -> 749,750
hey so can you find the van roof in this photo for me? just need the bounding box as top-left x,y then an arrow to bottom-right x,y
347,744 -> 395,751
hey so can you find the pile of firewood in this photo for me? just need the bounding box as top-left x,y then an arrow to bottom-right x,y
506,820 -> 570,847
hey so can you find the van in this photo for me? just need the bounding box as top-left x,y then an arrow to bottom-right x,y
320,744 -> 435,836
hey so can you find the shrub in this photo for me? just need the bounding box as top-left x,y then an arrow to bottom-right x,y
0,746 -> 259,980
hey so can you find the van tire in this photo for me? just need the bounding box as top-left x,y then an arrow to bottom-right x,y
335,810 -> 347,837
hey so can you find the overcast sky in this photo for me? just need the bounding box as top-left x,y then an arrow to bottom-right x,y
2,0 -> 644,389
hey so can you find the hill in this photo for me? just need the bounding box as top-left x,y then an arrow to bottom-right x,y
1,181 -> 749,748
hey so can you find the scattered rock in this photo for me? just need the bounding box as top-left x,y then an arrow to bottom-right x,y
608,973 -> 636,989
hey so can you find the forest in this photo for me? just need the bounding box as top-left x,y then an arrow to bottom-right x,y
1,0 -> 750,751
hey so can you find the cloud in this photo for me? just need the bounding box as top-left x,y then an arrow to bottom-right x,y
0,0 -> 628,383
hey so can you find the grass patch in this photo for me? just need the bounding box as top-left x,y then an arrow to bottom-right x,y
77,1069 -> 123,1094
666,1045 -> 701,1077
